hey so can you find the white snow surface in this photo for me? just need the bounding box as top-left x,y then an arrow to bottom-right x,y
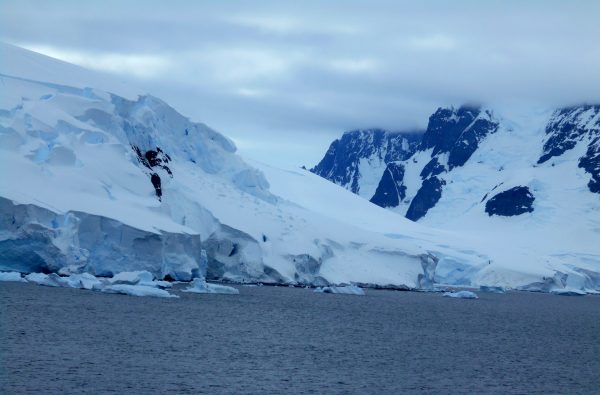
2,43 -> 599,293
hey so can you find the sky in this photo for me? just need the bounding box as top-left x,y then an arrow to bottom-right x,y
2,0 -> 600,168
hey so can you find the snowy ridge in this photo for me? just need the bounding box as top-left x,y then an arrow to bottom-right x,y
0,42 -> 445,289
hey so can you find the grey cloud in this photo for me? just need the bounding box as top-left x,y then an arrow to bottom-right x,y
2,0 -> 599,167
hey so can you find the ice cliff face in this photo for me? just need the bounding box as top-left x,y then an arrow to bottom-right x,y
0,197 -> 204,280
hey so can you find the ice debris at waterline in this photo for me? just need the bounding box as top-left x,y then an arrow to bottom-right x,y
314,285 -> 366,295
550,288 -> 587,296
102,284 -> 177,298
443,291 -> 478,299
12,271 -> 179,298
0,271 -> 26,282
479,285 -> 506,293
182,278 -> 240,294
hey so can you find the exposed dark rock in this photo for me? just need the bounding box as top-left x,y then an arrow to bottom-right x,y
578,136 -> 600,193
485,186 -> 535,216
150,173 -> 162,200
133,145 -> 173,176
420,157 -> 445,179
420,106 -> 478,154
370,162 -> 407,208
538,105 -> 600,164
132,145 -> 173,200
406,177 -> 445,221
310,129 -> 421,194
447,115 -> 498,169
420,106 -> 498,170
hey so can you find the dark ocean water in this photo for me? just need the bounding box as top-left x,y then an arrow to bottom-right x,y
1,282 -> 599,394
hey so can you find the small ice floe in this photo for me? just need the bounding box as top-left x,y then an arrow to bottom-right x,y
21,271 -> 179,298
64,273 -> 103,290
0,271 -> 26,282
25,273 -> 70,287
314,285 -> 365,296
108,270 -> 154,285
101,284 -> 178,298
443,290 -> 478,299
479,285 -> 506,294
550,288 -> 587,296
183,278 -> 240,294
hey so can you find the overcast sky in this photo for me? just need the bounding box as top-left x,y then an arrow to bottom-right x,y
2,0 -> 600,167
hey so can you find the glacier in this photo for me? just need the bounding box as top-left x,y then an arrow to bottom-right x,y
1,42 -> 599,294
0,42 -> 440,290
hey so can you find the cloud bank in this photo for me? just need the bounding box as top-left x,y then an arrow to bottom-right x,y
2,0 -> 599,166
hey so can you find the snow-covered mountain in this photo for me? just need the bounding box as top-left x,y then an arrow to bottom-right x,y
311,129 -> 421,199
312,105 -> 600,291
313,105 -> 599,219
1,43 -> 599,293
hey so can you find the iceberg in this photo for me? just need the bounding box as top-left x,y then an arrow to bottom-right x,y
0,271 -> 26,282
25,273 -> 70,287
550,288 -> 587,296
108,271 -> 155,285
64,273 -> 103,290
443,290 -> 478,299
314,285 -> 366,295
182,278 -> 240,294
101,284 -> 178,298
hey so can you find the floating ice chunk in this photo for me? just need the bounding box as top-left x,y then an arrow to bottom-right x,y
314,285 -> 366,295
25,273 -> 70,287
108,271 -> 155,285
479,285 -> 506,293
183,278 -> 240,294
550,288 -> 586,296
443,290 -> 478,299
0,271 -> 26,282
152,280 -> 173,289
101,284 -> 178,298
64,273 -> 103,290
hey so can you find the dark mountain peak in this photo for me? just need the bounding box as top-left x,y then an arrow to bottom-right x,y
419,105 -> 498,169
538,104 -> 600,164
311,128 -> 422,194
537,104 -> 600,194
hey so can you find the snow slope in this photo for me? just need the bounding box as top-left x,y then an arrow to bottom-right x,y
2,42 -> 598,293
0,42 -> 443,288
